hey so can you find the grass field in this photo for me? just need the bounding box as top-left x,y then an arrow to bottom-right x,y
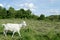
0,19 -> 60,40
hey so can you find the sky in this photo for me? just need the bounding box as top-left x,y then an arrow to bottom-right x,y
0,0 -> 60,16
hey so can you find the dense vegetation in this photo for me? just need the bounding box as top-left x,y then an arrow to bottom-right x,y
0,6 -> 38,19
0,6 -> 60,21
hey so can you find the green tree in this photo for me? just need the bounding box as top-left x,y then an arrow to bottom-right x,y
47,15 -> 59,21
0,6 -> 7,19
59,15 -> 60,20
1,8 -> 7,18
38,14 -> 45,20
25,9 -> 32,19
7,7 -> 16,18
15,9 -> 32,19
31,14 -> 39,19
15,8 -> 25,18
0,6 -> 3,18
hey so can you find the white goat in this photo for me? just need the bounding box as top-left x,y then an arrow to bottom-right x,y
2,21 -> 26,37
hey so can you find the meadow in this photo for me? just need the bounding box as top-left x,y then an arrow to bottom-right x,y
0,19 -> 60,40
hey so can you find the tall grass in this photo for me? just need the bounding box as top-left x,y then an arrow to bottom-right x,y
0,19 -> 60,40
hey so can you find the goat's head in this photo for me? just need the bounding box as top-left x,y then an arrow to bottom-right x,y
22,21 -> 26,27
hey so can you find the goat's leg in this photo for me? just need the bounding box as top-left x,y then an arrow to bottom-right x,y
12,31 -> 15,37
18,31 -> 21,37
4,30 -> 7,36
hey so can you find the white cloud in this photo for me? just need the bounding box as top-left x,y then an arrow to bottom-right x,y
25,3 -> 28,6
20,4 -> 24,7
19,3 -> 36,12
7,5 -> 11,8
5,4 -> 12,9
28,3 -> 35,8
46,9 -> 60,15
0,4 -> 4,7
49,0 -> 57,3
38,9 -> 60,16
24,3 -> 35,9
15,8 -> 20,10
13,2 -> 37,13
24,8 -> 28,10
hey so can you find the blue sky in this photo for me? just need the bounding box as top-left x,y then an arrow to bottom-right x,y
0,0 -> 60,16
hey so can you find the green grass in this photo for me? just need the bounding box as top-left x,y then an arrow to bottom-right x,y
0,19 -> 60,40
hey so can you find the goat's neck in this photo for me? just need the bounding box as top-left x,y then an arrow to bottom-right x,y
19,24 -> 23,27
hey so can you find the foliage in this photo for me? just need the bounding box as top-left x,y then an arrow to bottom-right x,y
0,6 -> 60,21
0,6 -> 38,19
38,14 -> 45,20
0,6 -> 7,19
46,15 -> 60,21
6,7 -> 16,18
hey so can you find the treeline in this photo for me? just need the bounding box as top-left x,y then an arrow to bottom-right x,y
38,14 -> 60,21
0,6 -> 39,19
0,6 -> 60,21
46,15 -> 60,21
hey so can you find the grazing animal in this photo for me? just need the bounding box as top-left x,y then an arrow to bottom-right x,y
2,21 -> 26,37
